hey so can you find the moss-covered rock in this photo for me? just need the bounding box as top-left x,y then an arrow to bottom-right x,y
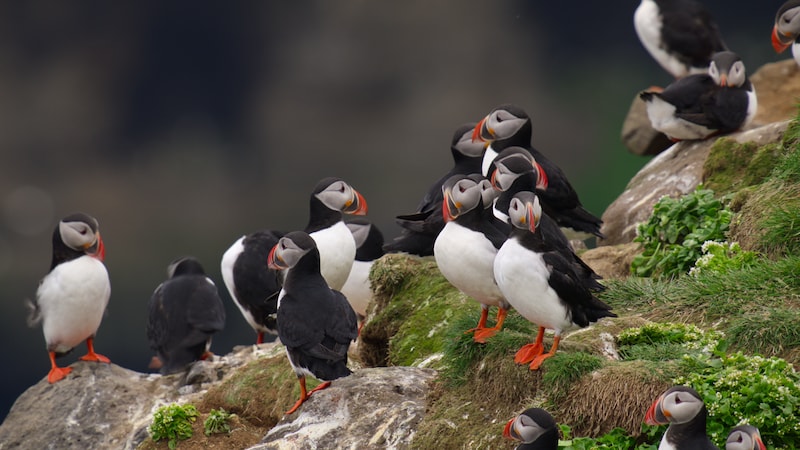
702,138 -> 784,194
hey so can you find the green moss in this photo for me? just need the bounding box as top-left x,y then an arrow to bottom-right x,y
702,139 -> 783,195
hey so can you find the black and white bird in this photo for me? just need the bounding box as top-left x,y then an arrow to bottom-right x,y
267,231 -> 358,415
472,105 -> 604,239
490,148 -> 604,292
494,192 -> 615,370
773,1 -> 800,67
634,0 -> 728,78
27,213 -> 111,383
146,257 -> 226,375
383,123 -> 486,256
434,174 -> 510,343
725,425 -> 766,450
645,385 -> 717,450
503,408 -> 559,450
640,51 -> 757,141
221,177 -> 367,344
340,218 -> 385,330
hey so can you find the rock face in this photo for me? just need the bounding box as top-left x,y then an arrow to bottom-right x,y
599,120 -> 791,246
252,367 -> 436,450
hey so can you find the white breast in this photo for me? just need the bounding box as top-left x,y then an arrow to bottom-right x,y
36,256 -> 110,353
310,221 -> 356,291
493,239 -> 572,334
434,222 -> 505,308
340,260 -> 373,317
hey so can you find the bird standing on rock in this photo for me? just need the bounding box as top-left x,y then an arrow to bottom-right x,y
494,192 -> 615,370
268,231 -> 358,415
434,174 -> 510,343
639,51 -> 756,141
27,213 -> 111,383
221,177 -> 367,344
634,0 -> 728,78
146,257 -> 226,375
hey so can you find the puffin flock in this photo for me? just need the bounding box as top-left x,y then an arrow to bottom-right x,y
24,0 -> 796,446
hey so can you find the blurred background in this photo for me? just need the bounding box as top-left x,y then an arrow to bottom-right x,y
0,1 -> 784,421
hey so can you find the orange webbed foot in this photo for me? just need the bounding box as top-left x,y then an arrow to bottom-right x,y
285,397 -> 307,415
528,352 -> 555,371
514,343 -> 544,364
472,328 -> 499,343
80,352 -> 110,363
308,381 -> 331,395
47,366 -> 73,383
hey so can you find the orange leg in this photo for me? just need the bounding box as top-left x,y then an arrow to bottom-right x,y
529,335 -> 561,371
256,332 -> 264,345
514,327 -> 546,364
464,307 -> 490,335
286,376 -> 310,415
473,308 -> 509,343
200,351 -> 214,361
47,351 -> 72,383
79,337 -> 110,363
309,380 -> 331,395
148,356 -> 163,370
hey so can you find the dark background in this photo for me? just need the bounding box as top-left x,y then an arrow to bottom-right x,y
0,1 -> 785,421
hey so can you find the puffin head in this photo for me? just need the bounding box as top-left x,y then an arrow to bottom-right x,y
451,122 -> 486,158
267,231 -> 316,271
773,1 -> 800,53
59,212 -> 105,261
441,175 -> 481,222
708,51 -> 747,88
314,177 -> 368,216
725,425 -> 766,450
508,191 -> 542,234
503,407 -> 558,444
644,385 -> 706,426
472,104 -> 530,144
489,147 -> 548,192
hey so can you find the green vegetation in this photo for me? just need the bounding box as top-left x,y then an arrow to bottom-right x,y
689,241 -> 758,277
631,188 -> 733,278
203,408 -> 233,436
148,403 -> 199,449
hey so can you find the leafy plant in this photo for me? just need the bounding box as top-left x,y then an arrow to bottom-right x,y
203,408 -> 233,436
617,322 -> 723,361
558,423 -> 658,449
148,403 -> 199,449
631,188 -> 733,278
675,352 -> 800,448
689,241 -> 758,277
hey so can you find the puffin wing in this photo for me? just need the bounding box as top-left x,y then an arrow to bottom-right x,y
185,277 -> 226,334
146,282 -> 169,351
661,6 -> 727,68
541,252 -> 615,327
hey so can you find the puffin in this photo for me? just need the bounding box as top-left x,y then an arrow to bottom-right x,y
221,177 -> 367,344
490,148 -> 604,292
340,218 -> 385,330
725,425 -> 766,450
383,122 -> 485,256
472,105 -> 604,239
433,174 -> 510,343
645,385 -> 717,450
639,51 -> 757,141
493,192 -> 616,370
772,1 -> 800,67
503,408 -> 559,450
146,257 -> 226,375
27,213 -> 111,383
267,231 -> 358,415
634,0 -> 728,78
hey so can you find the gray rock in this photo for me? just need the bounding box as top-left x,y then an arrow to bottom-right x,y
599,120 -> 790,246
252,367 -> 436,450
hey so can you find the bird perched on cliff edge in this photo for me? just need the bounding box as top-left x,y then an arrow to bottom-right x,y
639,51 -> 756,141
147,257 -> 226,375
221,177 -> 367,344
27,212 -> 111,383
268,231 -> 358,415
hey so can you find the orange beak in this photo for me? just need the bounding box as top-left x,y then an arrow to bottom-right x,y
773,24 -> 793,53
441,189 -> 459,222
267,245 -> 286,270
534,161 -> 548,190
502,417 -> 517,440
526,202 -> 537,234
472,116 -> 490,143
343,189 -> 368,215
644,394 -> 668,425
87,233 -> 106,261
